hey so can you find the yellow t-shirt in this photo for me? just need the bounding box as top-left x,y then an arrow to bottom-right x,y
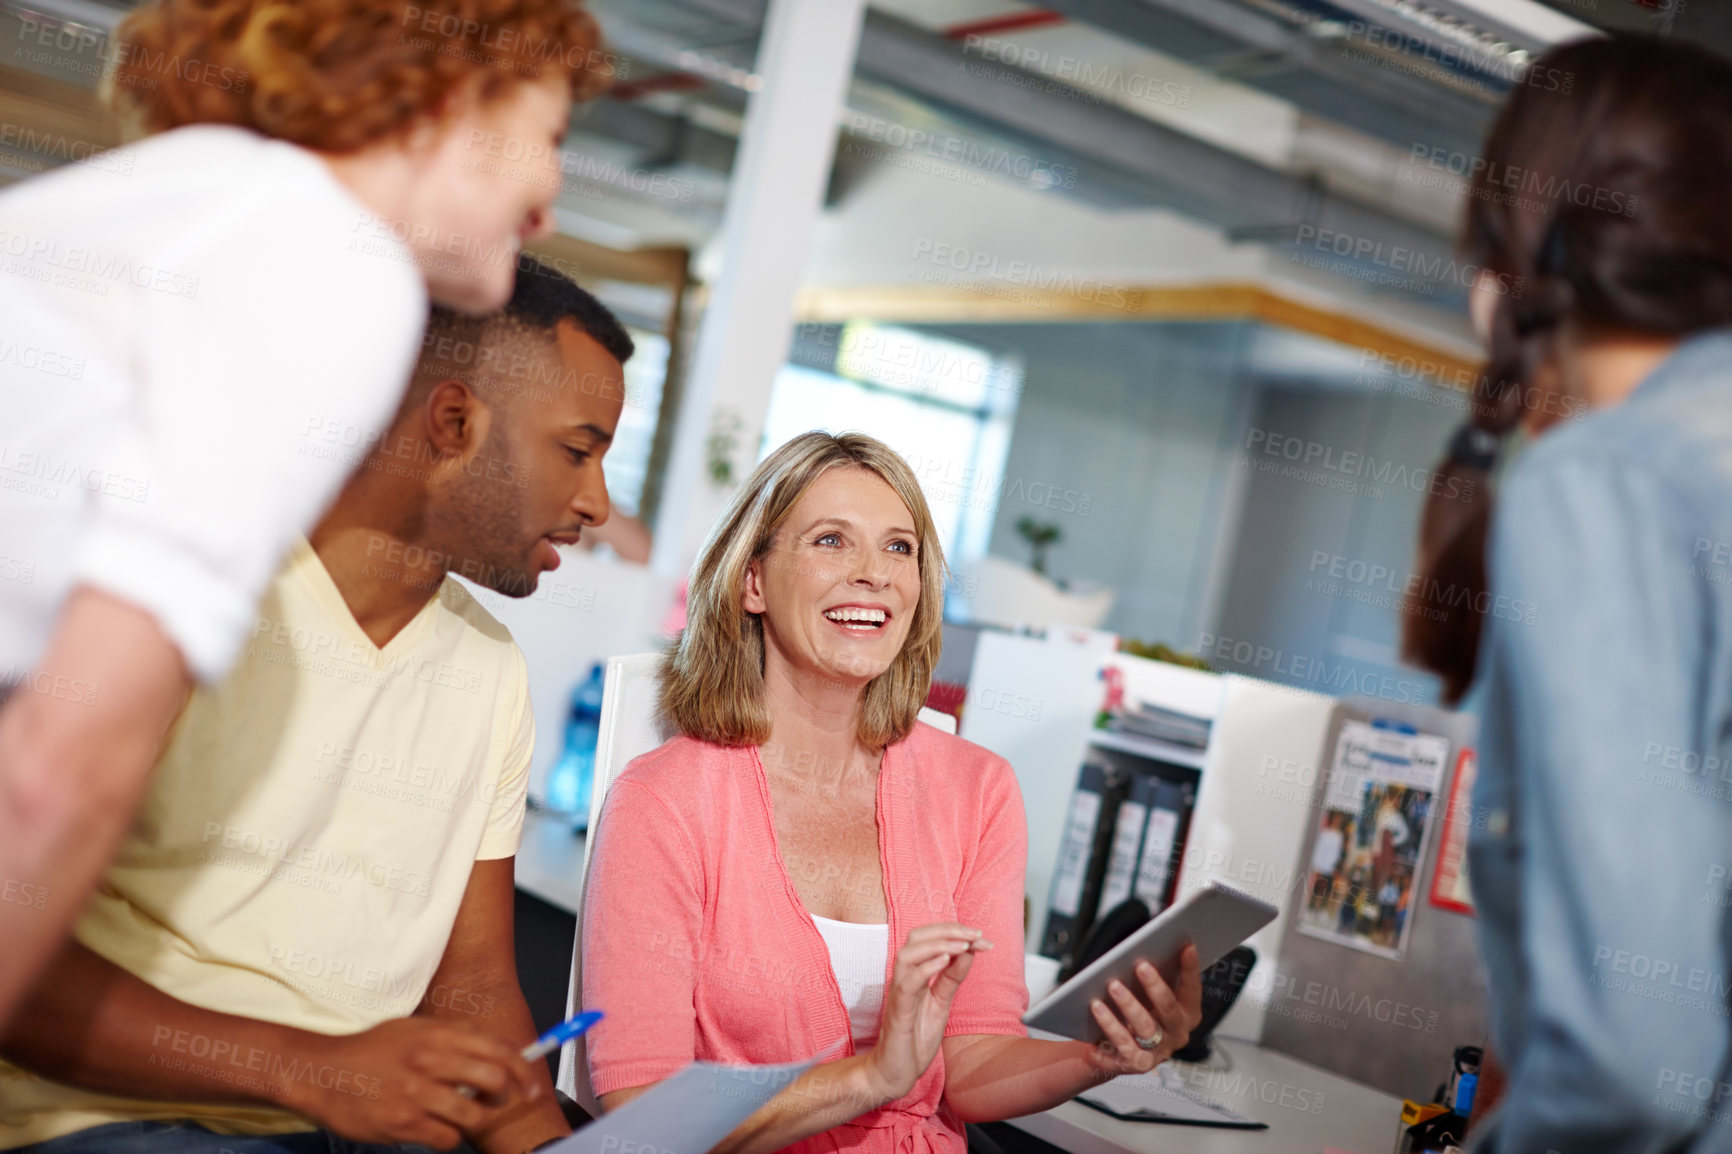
0,540 -> 535,1146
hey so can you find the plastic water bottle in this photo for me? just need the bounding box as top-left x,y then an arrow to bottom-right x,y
545,663 -> 604,829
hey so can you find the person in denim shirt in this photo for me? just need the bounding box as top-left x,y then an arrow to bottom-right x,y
1402,36 -> 1732,1153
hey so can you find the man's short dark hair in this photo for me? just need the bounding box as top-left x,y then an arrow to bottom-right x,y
417,256 -> 635,391
504,255 -> 635,364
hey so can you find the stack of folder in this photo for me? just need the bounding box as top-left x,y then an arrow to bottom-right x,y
1104,702 -> 1212,748
1039,757 -> 1196,968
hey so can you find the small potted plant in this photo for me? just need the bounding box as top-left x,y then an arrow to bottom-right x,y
1015,516 -> 1061,576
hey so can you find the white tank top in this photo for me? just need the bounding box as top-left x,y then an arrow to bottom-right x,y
811,914 -> 891,1051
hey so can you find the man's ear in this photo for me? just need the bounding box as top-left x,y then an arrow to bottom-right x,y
424,378 -> 481,456
741,556 -> 767,615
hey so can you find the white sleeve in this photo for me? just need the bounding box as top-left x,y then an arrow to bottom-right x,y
71,203 -> 426,682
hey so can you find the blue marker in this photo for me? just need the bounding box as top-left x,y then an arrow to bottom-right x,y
459,1011 -> 603,1097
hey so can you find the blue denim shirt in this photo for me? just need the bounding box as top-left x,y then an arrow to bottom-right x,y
1471,330 -> 1732,1152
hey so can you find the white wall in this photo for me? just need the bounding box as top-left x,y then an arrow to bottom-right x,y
1207,384 -> 1461,705
459,552 -> 678,802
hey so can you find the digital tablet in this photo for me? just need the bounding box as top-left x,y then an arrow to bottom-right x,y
1022,882 -> 1277,1044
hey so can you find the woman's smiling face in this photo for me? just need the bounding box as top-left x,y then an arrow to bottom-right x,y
743,467 -> 922,693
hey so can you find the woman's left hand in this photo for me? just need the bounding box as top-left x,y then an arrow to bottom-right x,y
1084,942 -> 1204,1077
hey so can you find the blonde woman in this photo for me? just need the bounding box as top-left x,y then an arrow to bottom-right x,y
0,0 -> 608,1027
581,432 -> 1203,1154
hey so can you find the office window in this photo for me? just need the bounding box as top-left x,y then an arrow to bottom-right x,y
599,327 -> 669,518
761,323 -> 1022,564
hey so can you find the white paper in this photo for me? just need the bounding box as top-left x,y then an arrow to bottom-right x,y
547,1050 -> 829,1154
1079,1065 -> 1262,1126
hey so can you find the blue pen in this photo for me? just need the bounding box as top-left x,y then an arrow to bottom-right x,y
458,1010 -> 603,1097
521,1010 -> 604,1062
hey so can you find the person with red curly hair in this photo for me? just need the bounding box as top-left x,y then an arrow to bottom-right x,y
0,0 -> 610,1036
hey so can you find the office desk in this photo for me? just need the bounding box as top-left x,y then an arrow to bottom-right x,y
1007,1036 -> 1402,1154
512,810 -> 586,1076
515,807 -> 586,915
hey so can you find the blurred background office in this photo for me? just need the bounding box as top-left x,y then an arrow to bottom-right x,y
2,0 -> 1715,1145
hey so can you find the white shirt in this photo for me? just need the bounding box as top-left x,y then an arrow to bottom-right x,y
1311,827 -> 1345,874
0,125 -> 426,683
812,914 -> 890,1050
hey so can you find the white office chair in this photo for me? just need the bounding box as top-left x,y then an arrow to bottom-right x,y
553,651 -> 957,1117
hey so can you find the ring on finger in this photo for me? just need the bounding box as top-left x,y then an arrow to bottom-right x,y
1134,1027 -> 1163,1051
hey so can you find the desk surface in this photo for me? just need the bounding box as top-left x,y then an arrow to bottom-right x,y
515,808 -> 587,915
1008,1036 -> 1402,1154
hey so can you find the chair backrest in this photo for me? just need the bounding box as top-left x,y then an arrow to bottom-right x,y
551,650 -> 957,1113
555,652 -> 675,1114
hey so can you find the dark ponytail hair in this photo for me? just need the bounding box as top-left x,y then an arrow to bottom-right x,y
1402,34 -> 1732,704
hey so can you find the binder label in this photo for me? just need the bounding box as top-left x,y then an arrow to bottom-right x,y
1051,790 -> 1102,918
1132,808 -> 1180,911
1098,801 -> 1149,913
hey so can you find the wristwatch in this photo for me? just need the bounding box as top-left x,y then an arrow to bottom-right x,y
1446,422 -> 1502,473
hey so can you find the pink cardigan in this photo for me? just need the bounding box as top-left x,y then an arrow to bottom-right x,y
581,722 -> 1030,1154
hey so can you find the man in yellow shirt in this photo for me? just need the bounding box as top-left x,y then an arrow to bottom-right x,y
0,258 -> 633,1154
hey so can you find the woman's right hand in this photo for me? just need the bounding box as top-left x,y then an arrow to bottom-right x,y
863,922 -> 988,1106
